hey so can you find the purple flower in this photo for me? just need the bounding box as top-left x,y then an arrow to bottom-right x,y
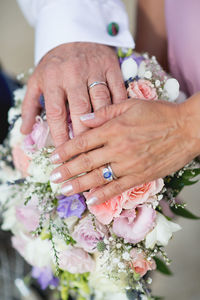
57,194 -> 86,219
32,267 -> 59,290
119,53 -> 144,66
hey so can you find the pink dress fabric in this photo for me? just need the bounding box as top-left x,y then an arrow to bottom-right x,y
165,0 -> 200,96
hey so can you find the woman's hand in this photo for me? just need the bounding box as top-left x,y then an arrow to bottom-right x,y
49,96 -> 200,205
20,42 -> 126,147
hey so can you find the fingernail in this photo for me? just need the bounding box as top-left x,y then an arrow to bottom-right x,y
50,172 -> 62,182
86,196 -> 98,206
50,153 -> 60,163
60,184 -> 73,195
80,113 -> 95,121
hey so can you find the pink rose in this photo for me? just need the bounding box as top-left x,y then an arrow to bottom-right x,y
59,247 -> 95,273
85,190 -> 124,225
112,205 -> 156,244
12,145 -> 31,176
72,215 -> 108,253
127,79 -> 158,100
129,248 -> 156,277
16,196 -> 40,232
24,116 -> 53,152
122,179 -> 164,209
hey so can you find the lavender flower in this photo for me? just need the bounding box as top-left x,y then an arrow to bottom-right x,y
119,53 -> 144,66
57,194 -> 86,219
32,267 -> 59,290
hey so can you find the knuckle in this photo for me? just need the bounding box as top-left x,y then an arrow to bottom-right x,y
74,135 -> 88,152
94,168 -> 105,185
47,104 -> 65,121
96,189 -> 107,202
70,97 -> 90,114
112,181 -> 124,196
43,63 -> 57,78
92,88 -> 110,102
62,164 -> 73,179
72,177 -> 82,192
80,153 -> 94,171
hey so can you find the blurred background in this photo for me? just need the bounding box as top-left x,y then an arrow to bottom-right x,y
0,0 -> 200,299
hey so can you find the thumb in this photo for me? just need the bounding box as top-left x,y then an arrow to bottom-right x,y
80,99 -> 133,128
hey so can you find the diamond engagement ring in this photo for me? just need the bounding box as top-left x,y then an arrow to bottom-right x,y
88,81 -> 108,89
103,164 -> 117,182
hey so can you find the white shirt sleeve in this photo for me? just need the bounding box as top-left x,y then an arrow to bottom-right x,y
17,0 -> 135,65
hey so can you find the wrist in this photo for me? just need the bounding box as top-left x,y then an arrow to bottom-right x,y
179,92 -> 200,157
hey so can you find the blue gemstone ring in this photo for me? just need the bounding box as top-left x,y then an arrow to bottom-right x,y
103,164 -> 117,182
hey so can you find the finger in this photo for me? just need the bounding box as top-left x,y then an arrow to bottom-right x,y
84,176 -> 133,205
106,65 -> 127,104
50,126 -> 106,164
80,99 -> 134,128
88,79 -> 111,110
66,79 -> 91,137
50,145 -> 111,183
21,78 -> 41,134
59,164 -> 121,196
44,84 -> 68,147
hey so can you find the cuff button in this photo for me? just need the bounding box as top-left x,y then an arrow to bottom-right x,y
107,22 -> 119,36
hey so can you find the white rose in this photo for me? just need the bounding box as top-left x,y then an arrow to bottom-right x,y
25,237 -> 53,267
145,212 -> 181,249
13,232 -> 53,268
89,253 -> 126,294
94,291 -> 128,300
164,78 -> 180,102
121,58 -> 138,81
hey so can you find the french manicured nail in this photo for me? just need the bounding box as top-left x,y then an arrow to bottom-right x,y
86,196 -> 98,206
50,172 -> 62,182
80,113 -> 95,121
60,184 -> 73,195
50,153 -> 60,163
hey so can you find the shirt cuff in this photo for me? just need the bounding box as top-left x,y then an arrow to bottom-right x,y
35,0 -> 135,65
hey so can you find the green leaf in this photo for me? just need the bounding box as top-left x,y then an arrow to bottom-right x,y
182,168 -> 200,180
171,206 -> 200,220
154,257 -> 173,276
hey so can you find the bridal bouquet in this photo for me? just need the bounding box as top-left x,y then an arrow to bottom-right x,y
0,50 -> 200,300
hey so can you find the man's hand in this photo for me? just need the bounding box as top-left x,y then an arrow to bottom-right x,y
49,96 -> 200,204
20,42 -> 126,147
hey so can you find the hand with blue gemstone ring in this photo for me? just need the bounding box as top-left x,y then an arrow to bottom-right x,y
49,95 -> 200,205
20,42 -> 127,147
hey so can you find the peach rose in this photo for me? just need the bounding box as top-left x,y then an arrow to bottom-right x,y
122,179 -> 164,210
12,145 -> 31,177
127,79 -> 158,100
130,248 -> 156,277
85,191 -> 124,225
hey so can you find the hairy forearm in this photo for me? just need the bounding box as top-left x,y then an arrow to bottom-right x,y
135,0 -> 168,71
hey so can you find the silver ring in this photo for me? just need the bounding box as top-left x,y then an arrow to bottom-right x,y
103,164 -> 117,182
88,81 -> 108,89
